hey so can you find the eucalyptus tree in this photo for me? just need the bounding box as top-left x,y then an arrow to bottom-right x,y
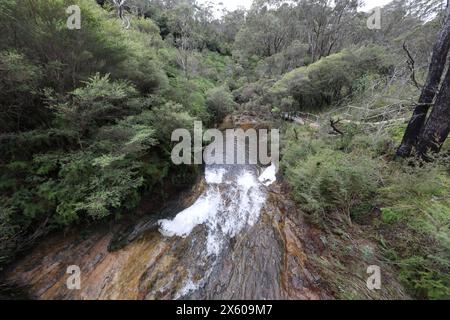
397,3 -> 450,158
295,0 -> 359,61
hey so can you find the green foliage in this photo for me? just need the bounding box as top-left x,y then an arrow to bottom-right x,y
378,163 -> 450,299
206,86 -> 236,123
0,76 -> 157,232
281,119 -> 450,299
271,46 -> 393,112
34,151 -> 145,224
197,51 -> 232,81
0,0 -> 237,269
0,0 -> 167,95
114,22 -> 168,93
398,256 -> 450,300
1,0 -> 124,90
0,50 -> 43,132
282,133 -> 379,224
234,7 -> 306,59
148,101 -> 196,144
256,41 -> 310,77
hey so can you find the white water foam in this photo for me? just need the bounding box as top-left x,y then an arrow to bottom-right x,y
159,190 -> 222,238
158,162 -> 278,299
174,276 -> 200,300
205,167 -> 226,184
258,163 -> 278,186
158,166 -> 269,257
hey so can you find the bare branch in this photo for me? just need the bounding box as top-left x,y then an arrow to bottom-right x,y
403,41 -> 423,90
330,118 -> 344,135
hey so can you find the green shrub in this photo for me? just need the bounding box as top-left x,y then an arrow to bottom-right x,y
148,101 -> 196,144
378,164 -> 450,299
270,45 -> 393,112
283,144 -> 379,224
0,0 -> 168,95
281,123 -> 450,299
115,24 -> 168,93
206,86 -> 236,123
0,50 -> 43,132
0,75 -> 161,267
399,255 -> 450,300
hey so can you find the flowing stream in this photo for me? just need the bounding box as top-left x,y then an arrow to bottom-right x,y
158,160 -> 275,298
1,133 -> 329,300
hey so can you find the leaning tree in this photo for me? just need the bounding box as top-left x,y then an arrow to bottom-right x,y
397,4 -> 450,158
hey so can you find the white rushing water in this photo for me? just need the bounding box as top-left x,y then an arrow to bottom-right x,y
158,160 -> 277,298
258,163 -> 277,187
159,164 -> 277,256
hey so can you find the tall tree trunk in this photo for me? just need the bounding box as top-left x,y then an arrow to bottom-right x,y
396,11 -> 450,158
416,65 -> 450,157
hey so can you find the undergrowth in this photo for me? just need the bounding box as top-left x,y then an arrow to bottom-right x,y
281,121 -> 450,299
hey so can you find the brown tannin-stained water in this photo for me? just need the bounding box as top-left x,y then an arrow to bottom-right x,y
1,136 -> 331,300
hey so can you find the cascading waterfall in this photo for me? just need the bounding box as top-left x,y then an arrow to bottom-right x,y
159,138 -> 277,296
158,160 -> 277,297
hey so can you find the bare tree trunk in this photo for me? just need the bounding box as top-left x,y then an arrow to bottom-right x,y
416,65 -> 450,157
396,11 -> 450,158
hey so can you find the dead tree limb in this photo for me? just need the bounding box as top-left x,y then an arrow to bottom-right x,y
403,41 -> 423,90
330,118 -> 344,135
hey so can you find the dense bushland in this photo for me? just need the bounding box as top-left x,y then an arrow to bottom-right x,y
0,0 -> 230,267
270,45 -> 394,111
281,118 -> 450,299
277,55 -> 450,298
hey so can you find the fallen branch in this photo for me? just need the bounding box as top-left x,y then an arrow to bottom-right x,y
341,118 -> 407,126
330,118 -> 344,135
